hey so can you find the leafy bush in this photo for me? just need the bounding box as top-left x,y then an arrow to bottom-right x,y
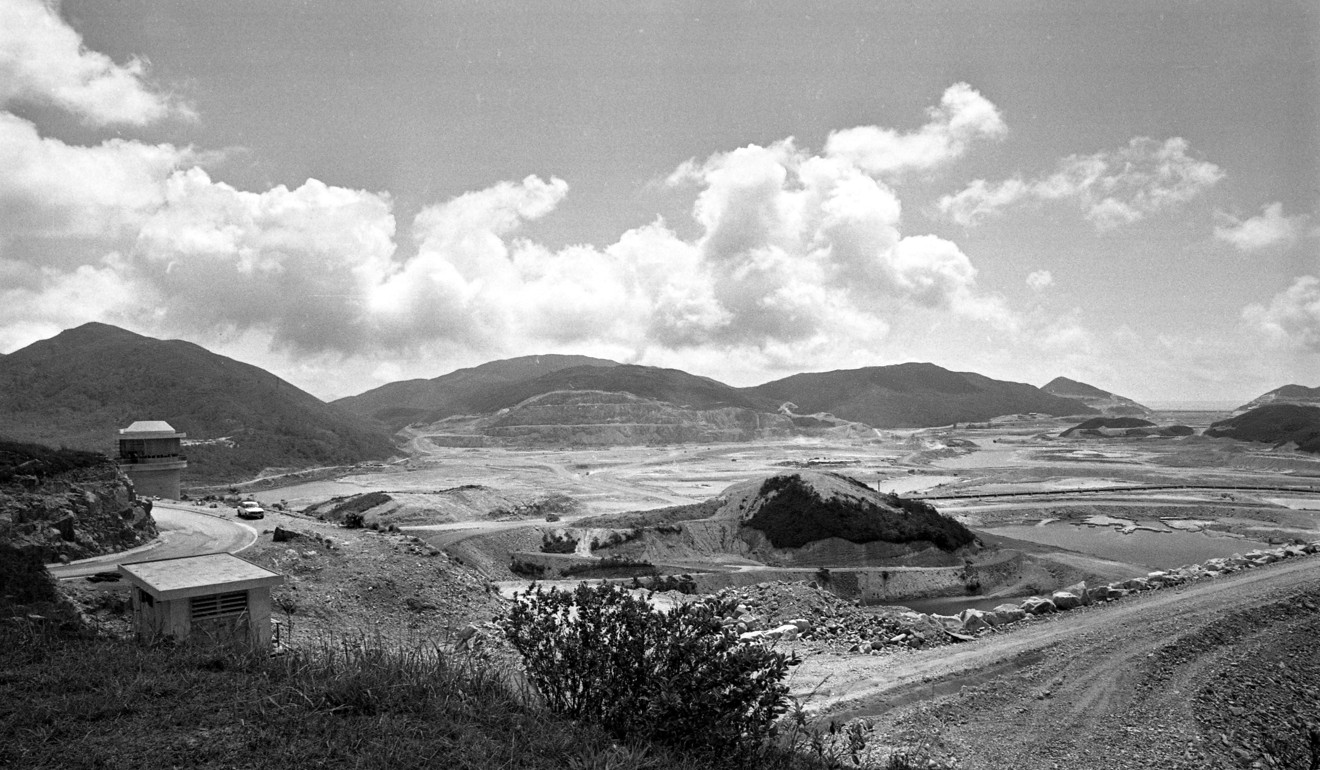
504,583 -> 794,760
540,532 -> 578,554
0,543 -> 57,607
746,475 -> 975,551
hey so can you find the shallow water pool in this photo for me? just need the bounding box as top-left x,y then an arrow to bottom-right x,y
984,522 -> 1269,571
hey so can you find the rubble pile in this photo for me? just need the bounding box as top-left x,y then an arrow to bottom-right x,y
711,581 -> 961,652
709,540 -> 1320,655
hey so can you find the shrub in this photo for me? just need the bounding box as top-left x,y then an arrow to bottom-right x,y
504,583 -> 794,761
0,543 -> 57,607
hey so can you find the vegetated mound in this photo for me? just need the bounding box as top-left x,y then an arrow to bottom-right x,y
736,473 -> 976,551
1042,376 -> 1152,416
747,362 -> 1098,428
0,323 -> 396,484
477,390 -> 797,445
0,440 -> 156,562
333,354 -> 620,430
1234,383 -> 1320,414
1204,404 -> 1320,453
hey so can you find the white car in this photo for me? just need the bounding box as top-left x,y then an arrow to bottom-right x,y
236,500 -> 265,519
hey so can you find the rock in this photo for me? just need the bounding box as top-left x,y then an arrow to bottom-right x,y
992,604 -> 1027,623
1119,577 -> 1150,591
1051,591 -> 1083,611
1021,596 -> 1056,615
960,610 -> 992,633
273,526 -> 302,542
1064,581 -> 1090,605
454,624 -> 479,648
930,613 -> 963,631
1085,585 -> 1113,603
787,617 -> 812,634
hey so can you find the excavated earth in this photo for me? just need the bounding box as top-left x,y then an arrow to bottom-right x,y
795,555 -> 1320,769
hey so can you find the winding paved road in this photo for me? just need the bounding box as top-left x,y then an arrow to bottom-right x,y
47,502 -> 259,579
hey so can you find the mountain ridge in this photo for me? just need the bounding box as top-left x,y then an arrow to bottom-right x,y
0,323 -> 395,483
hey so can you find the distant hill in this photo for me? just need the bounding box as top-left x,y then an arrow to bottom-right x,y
334,354 -> 619,430
1235,384 -> 1320,414
1204,404 -> 1320,453
1042,376 -> 1152,416
479,364 -> 775,414
746,363 -> 1097,428
0,323 -> 396,483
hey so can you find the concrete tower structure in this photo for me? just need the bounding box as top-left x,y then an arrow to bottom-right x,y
116,420 -> 187,499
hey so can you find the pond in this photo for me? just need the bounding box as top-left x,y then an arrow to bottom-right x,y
982,522 -> 1269,571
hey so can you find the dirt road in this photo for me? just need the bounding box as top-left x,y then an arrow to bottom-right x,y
794,556 -> 1320,768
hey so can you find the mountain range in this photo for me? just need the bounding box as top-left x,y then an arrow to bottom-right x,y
0,323 -> 1202,482
0,323 -> 395,483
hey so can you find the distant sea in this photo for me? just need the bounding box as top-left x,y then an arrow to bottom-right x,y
1145,401 -> 1239,411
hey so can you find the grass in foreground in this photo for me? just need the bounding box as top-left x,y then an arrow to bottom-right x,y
0,620 -> 716,770
0,619 -> 908,770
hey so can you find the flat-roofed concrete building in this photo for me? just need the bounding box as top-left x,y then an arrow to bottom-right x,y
116,420 -> 187,499
119,553 -> 284,649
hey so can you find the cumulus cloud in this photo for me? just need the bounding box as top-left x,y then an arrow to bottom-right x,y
939,137 -> 1223,230
2,81 -> 1031,387
824,83 -> 1006,176
1243,275 -> 1320,352
1214,203 -> 1307,252
0,0 -> 190,125
0,113 -> 190,252
1026,270 -> 1053,291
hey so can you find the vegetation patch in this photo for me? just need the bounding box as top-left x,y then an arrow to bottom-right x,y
745,475 -> 975,551
0,440 -> 106,484
505,583 -> 793,763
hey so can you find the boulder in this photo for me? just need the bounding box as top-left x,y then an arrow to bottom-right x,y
1119,577 -> 1150,591
787,618 -> 813,634
1021,596 -> 1056,615
1085,585 -> 1113,603
1064,581 -> 1091,606
930,613 -> 963,631
992,604 -> 1027,623
959,610 -> 992,633
1051,591 -> 1083,611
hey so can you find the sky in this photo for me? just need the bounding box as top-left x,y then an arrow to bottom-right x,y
1,0 -> 1317,404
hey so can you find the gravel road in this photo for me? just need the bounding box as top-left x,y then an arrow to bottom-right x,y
794,556 -> 1320,768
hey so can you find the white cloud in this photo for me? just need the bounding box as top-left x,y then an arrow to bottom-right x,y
1026,270 -> 1054,291
0,82 -> 1050,393
940,137 -> 1223,230
0,113 -> 190,255
1243,275 -> 1320,352
0,0 -> 190,125
824,83 -> 1006,176
1214,202 -> 1307,252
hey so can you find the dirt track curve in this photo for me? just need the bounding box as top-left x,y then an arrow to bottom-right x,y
798,556 -> 1320,769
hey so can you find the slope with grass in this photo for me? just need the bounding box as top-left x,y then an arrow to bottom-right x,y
1235,383 -> 1320,413
0,323 -> 396,484
1041,376 -> 1152,416
1205,404 -> 1320,453
333,354 -> 620,430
